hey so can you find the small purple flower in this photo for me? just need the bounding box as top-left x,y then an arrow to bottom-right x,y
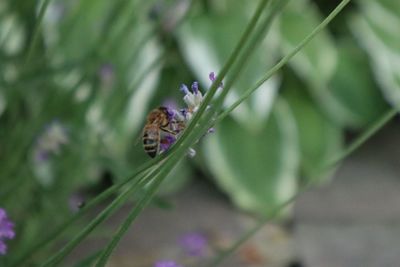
209,72 -> 223,88
180,84 -> 190,95
160,135 -> 176,152
179,232 -> 208,257
0,208 -> 15,255
209,72 -> 216,82
154,260 -> 183,267
165,107 -> 176,122
180,82 -> 203,113
191,81 -> 199,94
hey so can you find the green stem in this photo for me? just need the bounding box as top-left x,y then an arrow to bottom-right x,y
205,0 -> 356,265
170,0 -> 271,152
10,156 -> 166,267
40,172 -> 151,267
211,0 -> 289,112
25,0 -> 52,64
94,157 -> 180,267
325,108 -> 397,169
216,0 -> 352,123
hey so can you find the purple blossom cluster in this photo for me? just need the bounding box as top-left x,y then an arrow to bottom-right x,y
156,72 -> 222,156
0,208 -> 15,255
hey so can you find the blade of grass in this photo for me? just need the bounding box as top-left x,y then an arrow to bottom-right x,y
40,169 -> 154,267
169,0 -> 272,153
25,0 -> 52,64
216,0 -> 352,123
21,0 -> 285,265
93,9 -> 295,255
9,156 -> 167,267
210,0 -> 290,113
176,0 -> 288,155
324,108 -> 397,169
94,156 -> 182,267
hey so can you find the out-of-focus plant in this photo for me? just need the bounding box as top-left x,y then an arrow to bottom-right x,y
0,0 -> 397,266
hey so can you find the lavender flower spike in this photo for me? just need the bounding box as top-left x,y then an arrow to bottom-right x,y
154,260 -> 184,267
191,81 -> 199,94
180,84 -> 190,95
0,208 -> 15,255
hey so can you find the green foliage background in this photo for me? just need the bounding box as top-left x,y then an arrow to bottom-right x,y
0,0 -> 398,265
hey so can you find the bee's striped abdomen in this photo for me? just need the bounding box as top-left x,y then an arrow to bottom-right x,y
143,127 -> 159,158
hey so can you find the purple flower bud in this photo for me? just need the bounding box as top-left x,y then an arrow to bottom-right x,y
180,84 -> 190,95
0,208 -> 15,255
209,72 -> 223,88
179,232 -> 208,257
209,72 -> 216,82
165,107 -> 176,122
191,81 -> 199,94
154,260 -> 183,267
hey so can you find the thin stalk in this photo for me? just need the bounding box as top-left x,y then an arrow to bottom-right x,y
211,0 -> 289,111
216,0 -> 352,122
177,0 -> 287,155
207,106 -> 396,267
324,108 -> 397,168
94,157 -> 181,267
25,0 -> 52,64
10,157 -> 166,267
40,171 -> 152,267
170,0 -> 272,152
204,1 -> 357,265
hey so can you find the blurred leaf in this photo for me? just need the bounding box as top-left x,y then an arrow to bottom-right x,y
350,0 -> 400,108
0,12 -> 25,55
203,99 -> 299,215
329,39 -> 389,128
178,0 -> 280,130
283,80 -> 342,182
279,0 -> 360,127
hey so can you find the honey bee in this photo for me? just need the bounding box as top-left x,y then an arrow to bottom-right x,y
142,106 -> 185,158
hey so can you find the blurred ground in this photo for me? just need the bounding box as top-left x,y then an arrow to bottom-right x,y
295,121 -> 400,267
74,121 -> 400,267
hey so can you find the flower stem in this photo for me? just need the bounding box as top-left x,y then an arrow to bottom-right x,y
25,0 -> 52,64
216,0 -> 352,123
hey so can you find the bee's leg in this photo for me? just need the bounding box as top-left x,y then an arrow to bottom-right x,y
160,126 -> 179,136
